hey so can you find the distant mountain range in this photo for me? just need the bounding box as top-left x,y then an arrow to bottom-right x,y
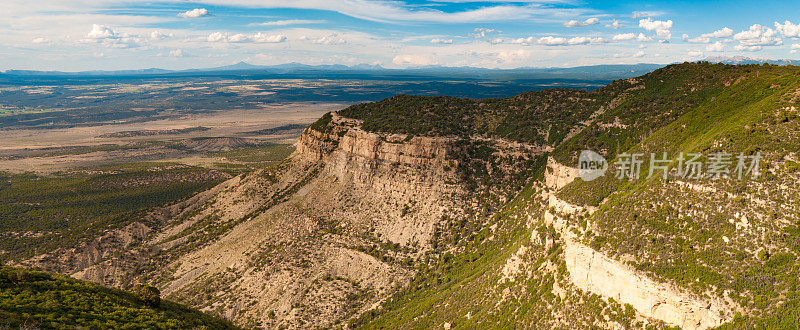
704,56 -> 800,66
1,62 -> 665,81
6,58 -> 800,83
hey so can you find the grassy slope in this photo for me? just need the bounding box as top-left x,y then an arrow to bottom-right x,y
557,64 -> 800,328
0,267 -> 237,329
355,63 -> 800,328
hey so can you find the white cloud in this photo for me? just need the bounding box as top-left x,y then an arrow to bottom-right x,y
207,32 -> 225,42
490,38 -> 503,44
392,54 -> 435,66
495,49 -> 529,63
311,34 -> 346,45
81,24 -> 144,48
31,37 -> 50,44
733,24 -> 782,48
633,50 -> 645,57
687,27 -> 734,43
178,8 -> 208,18
169,49 -> 183,57
688,36 -> 710,43
612,33 -> 635,41
538,36 -> 568,45
535,36 -> 604,46
563,17 -> 599,27
734,45 -> 763,52
636,33 -> 653,42
252,20 -> 325,26
706,41 -> 725,52
87,24 -> 115,39
605,19 -> 620,29
504,35 -> 605,46
688,50 -> 703,57
430,38 -> 453,44
187,0 -> 571,23
228,33 -> 250,43
632,11 -> 664,19
639,18 -> 673,39
791,44 -> 800,53
207,32 -> 287,43
150,31 -> 172,40
472,28 -> 497,38
566,36 -> 600,45
509,37 -> 536,45
252,33 -> 287,43
775,21 -> 800,38
612,33 -> 651,42
705,27 -> 734,38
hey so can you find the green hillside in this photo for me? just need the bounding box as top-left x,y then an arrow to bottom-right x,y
0,267 -> 237,329
558,64 -> 800,327
344,62 -> 800,328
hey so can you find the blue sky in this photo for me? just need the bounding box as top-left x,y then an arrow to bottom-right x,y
3,0 -> 800,71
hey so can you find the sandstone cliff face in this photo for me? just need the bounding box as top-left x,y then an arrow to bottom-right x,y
47,112 -> 541,329
542,157 -> 732,329
293,114 -> 467,247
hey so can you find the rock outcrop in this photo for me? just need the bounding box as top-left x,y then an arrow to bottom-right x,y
542,157 -> 732,329
544,156 -> 579,190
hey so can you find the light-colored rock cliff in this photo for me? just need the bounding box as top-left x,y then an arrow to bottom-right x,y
563,240 -> 727,329
545,156 -> 579,190
542,157 -> 732,329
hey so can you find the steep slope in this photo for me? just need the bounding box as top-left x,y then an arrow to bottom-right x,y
554,63 -> 800,328
15,62 -> 800,329
55,109 -> 546,328
360,62 -> 800,329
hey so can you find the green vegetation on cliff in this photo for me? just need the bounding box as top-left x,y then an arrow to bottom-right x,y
337,62 -> 800,328
556,63 -> 800,328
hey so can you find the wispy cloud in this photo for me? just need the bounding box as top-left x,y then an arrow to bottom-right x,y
251,20 -> 326,26
207,32 -> 288,43
191,0 -> 584,23
632,11 -> 665,18
430,38 -> 453,44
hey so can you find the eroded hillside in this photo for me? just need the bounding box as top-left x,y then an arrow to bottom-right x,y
14,62 -> 800,329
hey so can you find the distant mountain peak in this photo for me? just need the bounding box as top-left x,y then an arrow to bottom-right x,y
211,61 -> 268,71
704,56 -> 800,65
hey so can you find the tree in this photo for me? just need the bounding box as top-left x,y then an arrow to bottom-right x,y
134,284 -> 161,308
